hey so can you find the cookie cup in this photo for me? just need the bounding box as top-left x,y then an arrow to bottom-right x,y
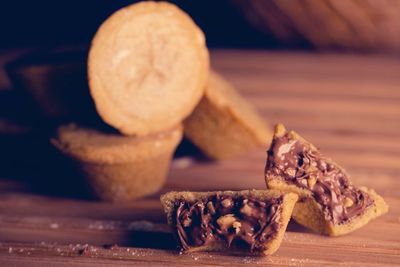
52,124 -> 182,201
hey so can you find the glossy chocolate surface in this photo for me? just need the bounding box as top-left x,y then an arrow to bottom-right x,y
173,194 -> 283,251
266,133 -> 373,224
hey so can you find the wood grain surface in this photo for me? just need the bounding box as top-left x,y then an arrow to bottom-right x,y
0,50 -> 399,266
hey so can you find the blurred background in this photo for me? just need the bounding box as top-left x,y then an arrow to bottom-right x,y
2,0 -> 400,50
0,0 -> 399,198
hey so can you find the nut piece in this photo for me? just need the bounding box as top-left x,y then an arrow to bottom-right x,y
182,216 -> 192,227
207,201 -> 216,215
343,197 -> 354,208
240,203 -> 253,217
217,214 -> 237,230
277,140 -> 296,158
221,198 -> 233,208
286,168 -> 296,177
232,221 -> 242,234
307,176 -> 317,188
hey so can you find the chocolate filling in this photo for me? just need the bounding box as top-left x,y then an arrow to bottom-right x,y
265,134 -> 373,224
173,194 -> 283,251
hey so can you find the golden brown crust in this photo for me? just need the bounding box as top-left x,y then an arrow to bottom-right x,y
88,1 -> 209,136
265,123 -> 389,236
52,123 -> 182,164
52,124 -> 182,201
160,189 -> 298,255
80,153 -> 172,202
289,187 -> 389,236
184,70 -> 272,159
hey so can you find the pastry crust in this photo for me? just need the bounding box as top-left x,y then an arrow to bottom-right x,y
265,124 -> 389,236
160,189 -> 298,255
52,124 -> 182,201
88,1 -> 209,136
184,70 -> 272,159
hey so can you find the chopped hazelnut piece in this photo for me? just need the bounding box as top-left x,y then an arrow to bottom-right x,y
217,214 -> 237,230
307,176 -> 317,188
232,221 -> 241,234
182,217 -> 192,227
207,201 -> 216,215
343,197 -> 354,208
300,179 -> 308,187
240,203 -> 253,217
286,168 -> 296,177
221,198 -> 233,208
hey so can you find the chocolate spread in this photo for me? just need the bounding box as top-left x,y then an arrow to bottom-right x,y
173,194 -> 283,251
265,134 -> 373,224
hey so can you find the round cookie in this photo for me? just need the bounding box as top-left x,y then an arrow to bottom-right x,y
88,1 -> 209,136
184,70 -> 272,159
51,123 -> 182,202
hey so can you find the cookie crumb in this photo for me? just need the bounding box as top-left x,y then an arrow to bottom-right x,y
172,157 -> 193,169
50,223 -> 59,229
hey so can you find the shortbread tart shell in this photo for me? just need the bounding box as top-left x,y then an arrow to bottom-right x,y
52,124 -> 182,201
184,70 -> 272,159
161,189 -> 298,255
265,124 -> 389,236
88,1 -> 209,136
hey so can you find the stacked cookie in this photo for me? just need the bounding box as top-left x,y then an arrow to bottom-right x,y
184,70 -> 272,159
50,2 -> 205,202
50,1 -> 271,201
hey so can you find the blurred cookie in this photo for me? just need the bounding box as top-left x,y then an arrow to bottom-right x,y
52,123 -> 182,201
88,1 -> 209,136
184,70 -> 272,159
6,47 -> 95,121
265,124 -> 389,236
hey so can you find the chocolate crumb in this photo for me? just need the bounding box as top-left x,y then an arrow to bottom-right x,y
173,194 -> 282,251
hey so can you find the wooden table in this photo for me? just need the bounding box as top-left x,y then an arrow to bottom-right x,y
0,50 -> 399,266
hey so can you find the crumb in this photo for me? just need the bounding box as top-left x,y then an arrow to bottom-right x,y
50,223 -> 59,229
172,157 -> 193,169
8,247 -> 12,253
